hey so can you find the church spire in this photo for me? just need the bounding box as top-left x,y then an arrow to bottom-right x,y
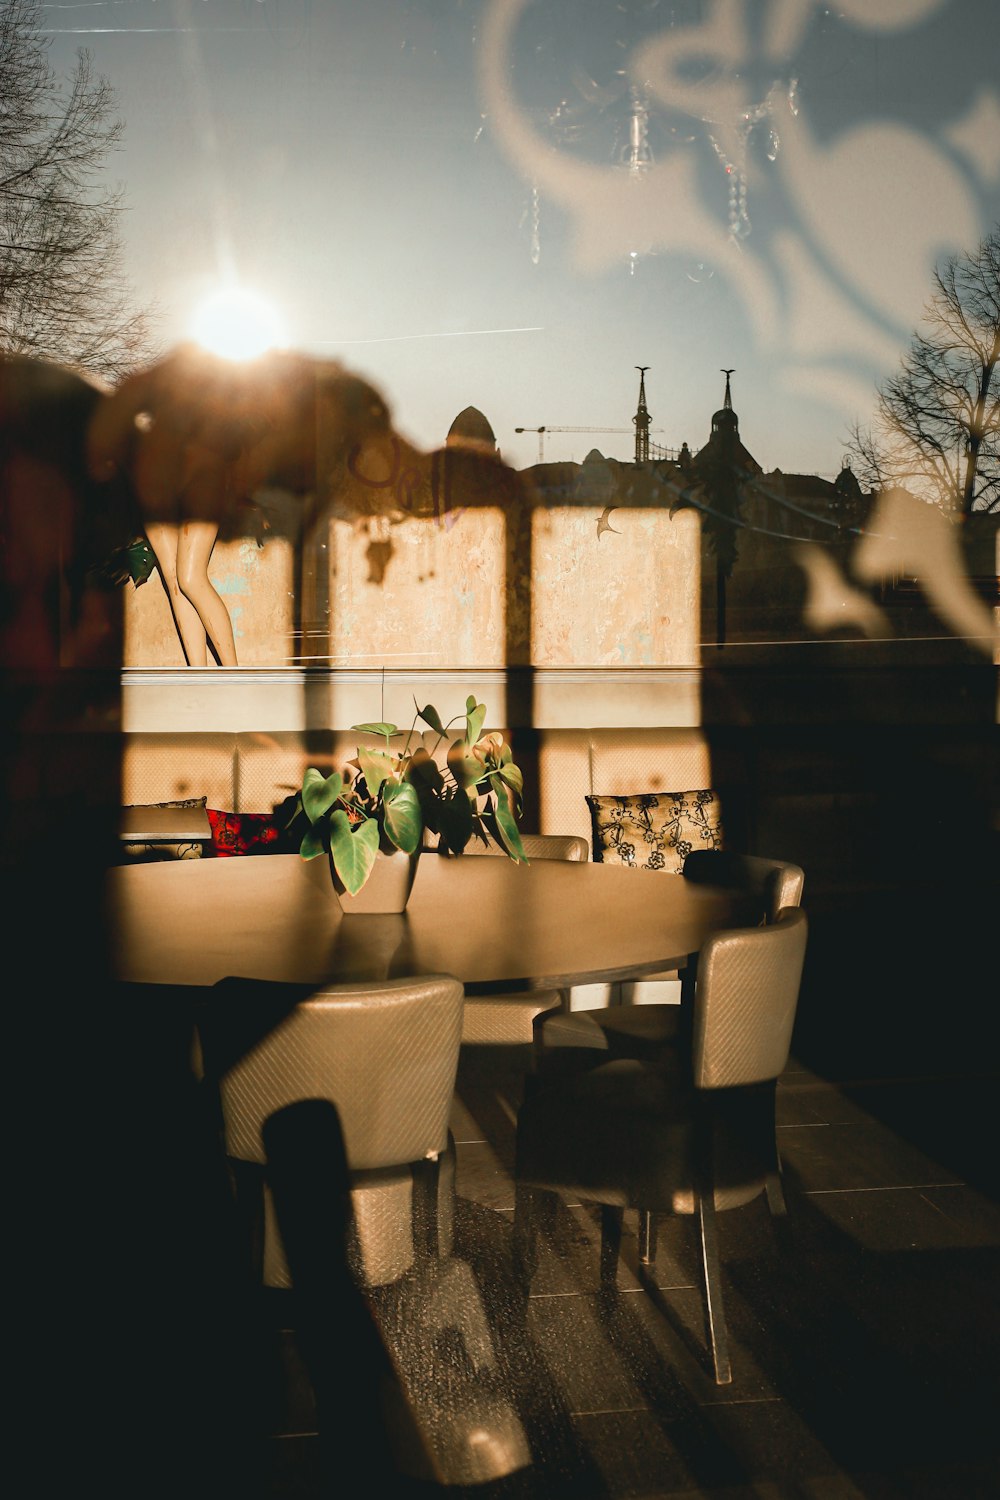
633,365 -> 651,463
712,368 -> 739,436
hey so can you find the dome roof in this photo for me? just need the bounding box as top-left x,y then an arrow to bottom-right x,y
835,462 -> 863,500
446,406 -> 497,450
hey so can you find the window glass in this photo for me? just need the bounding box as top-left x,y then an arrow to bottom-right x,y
17,0 -> 1000,671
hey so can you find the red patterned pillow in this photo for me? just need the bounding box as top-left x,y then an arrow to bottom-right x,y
206,808 -> 282,858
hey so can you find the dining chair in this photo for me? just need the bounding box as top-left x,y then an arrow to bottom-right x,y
461,833 -> 590,863
535,850 -> 805,1060
612,847 -> 804,1007
198,972 -> 465,1289
513,906 -> 809,1384
533,852 -> 805,1249
457,833 -> 589,1045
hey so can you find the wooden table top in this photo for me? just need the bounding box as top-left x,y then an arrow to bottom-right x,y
104,852 -> 759,992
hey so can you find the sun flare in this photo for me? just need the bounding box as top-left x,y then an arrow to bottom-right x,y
188,285 -> 288,361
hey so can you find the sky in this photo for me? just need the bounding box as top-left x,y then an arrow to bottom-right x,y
43,0 -> 1000,476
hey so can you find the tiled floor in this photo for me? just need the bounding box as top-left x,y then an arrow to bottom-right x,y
259,1040 -> 1000,1498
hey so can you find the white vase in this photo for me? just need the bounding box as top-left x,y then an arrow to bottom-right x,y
311,846 -> 421,914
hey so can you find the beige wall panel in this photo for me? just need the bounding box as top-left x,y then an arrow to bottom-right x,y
531,506 -> 700,666
223,538 -> 295,666
326,510 -> 508,667
122,563 -> 184,668
119,732 -> 238,807
123,537 -> 295,667
121,478 -> 700,671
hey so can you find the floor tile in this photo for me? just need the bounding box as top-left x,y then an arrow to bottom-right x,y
455,1138 -> 518,1212
802,1181 -> 1000,1251
245,1043 -> 1000,1498
776,1078 -> 884,1127
776,1119 -> 962,1193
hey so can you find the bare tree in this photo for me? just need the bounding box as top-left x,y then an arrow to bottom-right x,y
848,226 -> 999,515
0,0 -> 155,384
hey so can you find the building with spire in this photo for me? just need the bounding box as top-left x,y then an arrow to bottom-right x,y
440,374 -> 893,647
632,367 -> 651,463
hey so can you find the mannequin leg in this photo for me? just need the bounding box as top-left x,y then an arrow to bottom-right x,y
176,520 -> 238,667
144,521 -> 210,666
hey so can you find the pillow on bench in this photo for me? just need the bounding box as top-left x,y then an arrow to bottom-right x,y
586,790 -> 724,876
119,795 -> 208,864
206,809 -> 284,858
206,792 -> 307,858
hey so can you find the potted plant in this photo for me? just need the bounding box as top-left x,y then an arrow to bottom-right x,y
292,696 -> 527,906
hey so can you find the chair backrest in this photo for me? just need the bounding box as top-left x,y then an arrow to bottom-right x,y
692,907 -> 808,1090
461,833 -> 588,862
207,974 -> 465,1173
682,849 -> 805,922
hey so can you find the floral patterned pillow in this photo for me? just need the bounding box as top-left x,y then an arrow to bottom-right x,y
119,795 -> 207,863
206,808 -> 284,857
586,790 -> 723,875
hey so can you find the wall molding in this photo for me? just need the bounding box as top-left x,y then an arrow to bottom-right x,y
121,666 -> 704,732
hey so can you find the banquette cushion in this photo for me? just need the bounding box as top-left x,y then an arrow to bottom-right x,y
120,732 -> 238,810
586,789 -> 724,876
536,728 -> 716,846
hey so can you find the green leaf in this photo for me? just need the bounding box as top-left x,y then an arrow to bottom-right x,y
352,721 -> 397,741
465,700 -> 487,745
416,703 -> 445,735
436,792 -> 473,854
328,810 -> 380,895
299,824 -> 328,860
486,798 -> 529,863
406,747 -> 444,796
356,746 -> 396,797
446,741 -> 482,790
301,768 -> 343,823
482,769 -> 522,820
382,781 -> 423,853
495,762 -> 524,800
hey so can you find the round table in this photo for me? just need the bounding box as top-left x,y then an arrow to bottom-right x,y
105,852 -> 759,992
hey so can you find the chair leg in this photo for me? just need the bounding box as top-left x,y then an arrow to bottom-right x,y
410,1156 -> 442,1260
513,1183 -> 556,1287
599,1205 -> 624,1290
697,1189 -> 732,1385
695,1122 -> 732,1385
637,1208 -> 658,1265
764,1166 -> 787,1217
762,1083 -> 787,1217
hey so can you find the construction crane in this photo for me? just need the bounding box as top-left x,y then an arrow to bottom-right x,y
514,425 -> 662,464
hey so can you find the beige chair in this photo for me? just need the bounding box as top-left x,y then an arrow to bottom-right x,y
461,833 -> 589,864
458,833 -> 589,1045
535,850 -> 804,1060
199,973 -> 465,1288
533,852 -> 805,1257
621,849 -> 806,1005
514,906 -> 809,1384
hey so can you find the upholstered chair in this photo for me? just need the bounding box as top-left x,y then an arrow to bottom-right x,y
461,834 -> 589,864
514,907 -> 809,1384
534,850 -> 804,1061
198,973 -> 465,1288
456,834 -> 588,1045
